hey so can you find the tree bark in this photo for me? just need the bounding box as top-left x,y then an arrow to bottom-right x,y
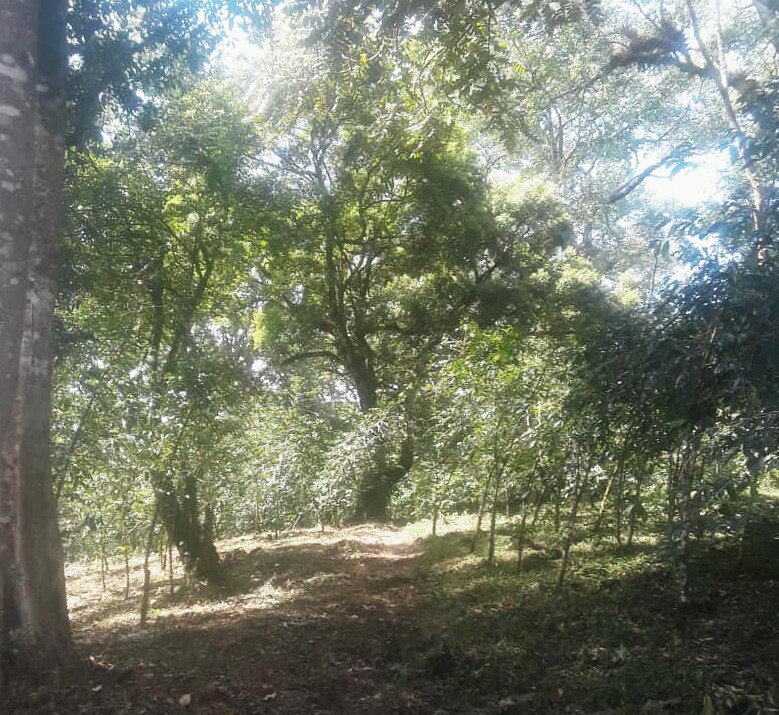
354,390 -> 417,522
487,465 -> 503,566
557,447 -> 593,588
515,506 -> 529,574
470,473 -> 493,553
685,0 -> 768,263
0,0 -> 74,686
140,503 -> 160,626
153,416 -> 221,583
627,465 -> 645,548
162,473 -> 220,583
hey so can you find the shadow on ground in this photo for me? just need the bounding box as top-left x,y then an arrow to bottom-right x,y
12,525 -> 442,714
409,521 -> 779,714
6,515 -> 779,714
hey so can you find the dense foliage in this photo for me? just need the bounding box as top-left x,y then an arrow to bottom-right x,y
51,0 -> 779,620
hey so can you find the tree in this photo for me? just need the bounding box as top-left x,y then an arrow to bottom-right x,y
0,0 -> 74,685
249,20 -> 570,518
1,0 -> 268,683
607,0 -> 777,265
61,81 -> 273,580
65,0 -> 273,147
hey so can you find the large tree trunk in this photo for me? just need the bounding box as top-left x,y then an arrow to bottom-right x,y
150,409 -> 221,582
356,441 -> 393,521
352,370 -> 417,521
159,471 -> 221,583
753,0 -> 779,54
0,0 -> 74,687
355,431 -> 416,521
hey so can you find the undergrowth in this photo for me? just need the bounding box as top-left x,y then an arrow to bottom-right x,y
411,506 -> 779,714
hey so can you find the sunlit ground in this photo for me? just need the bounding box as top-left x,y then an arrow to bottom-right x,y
65,523 -> 425,638
48,506 -> 779,713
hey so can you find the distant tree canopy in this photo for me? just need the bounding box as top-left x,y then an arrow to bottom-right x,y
52,0 -> 779,539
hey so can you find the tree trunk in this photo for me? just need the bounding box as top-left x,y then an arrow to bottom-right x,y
553,472 -> 564,532
470,474 -> 493,554
151,412 -> 221,582
168,540 -> 174,597
593,471 -> 616,538
356,444 -> 392,521
531,491 -> 544,526
353,376 -> 417,522
487,464 -> 504,566
355,430 -> 416,522
140,504 -> 159,626
557,448 -> 592,589
0,0 -> 74,687
674,440 -> 702,633
744,448 -> 764,500
124,551 -> 131,601
430,467 -> 452,537
158,472 -> 221,583
666,450 -> 681,541
516,507 -> 529,573
627,465 -> 645,548
615,457 -> 626,547
99,536 -> 107,592
753,0 -> 779,53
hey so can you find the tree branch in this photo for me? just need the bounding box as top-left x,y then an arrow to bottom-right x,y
607,148 -> 691,204
281,350 -> 342,366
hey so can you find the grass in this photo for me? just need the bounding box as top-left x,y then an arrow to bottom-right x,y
409,508 -> 779,713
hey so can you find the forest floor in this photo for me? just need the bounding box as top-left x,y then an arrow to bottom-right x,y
5,507 -> 779,714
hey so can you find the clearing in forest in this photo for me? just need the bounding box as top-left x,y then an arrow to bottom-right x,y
25,525 -> 435,714
8,514 -> 779,714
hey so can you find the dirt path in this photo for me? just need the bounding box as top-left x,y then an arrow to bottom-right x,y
10,525 -> 460,714
12,517 -> 779,713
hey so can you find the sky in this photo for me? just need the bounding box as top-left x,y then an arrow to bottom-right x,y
643,151 -> 731,208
